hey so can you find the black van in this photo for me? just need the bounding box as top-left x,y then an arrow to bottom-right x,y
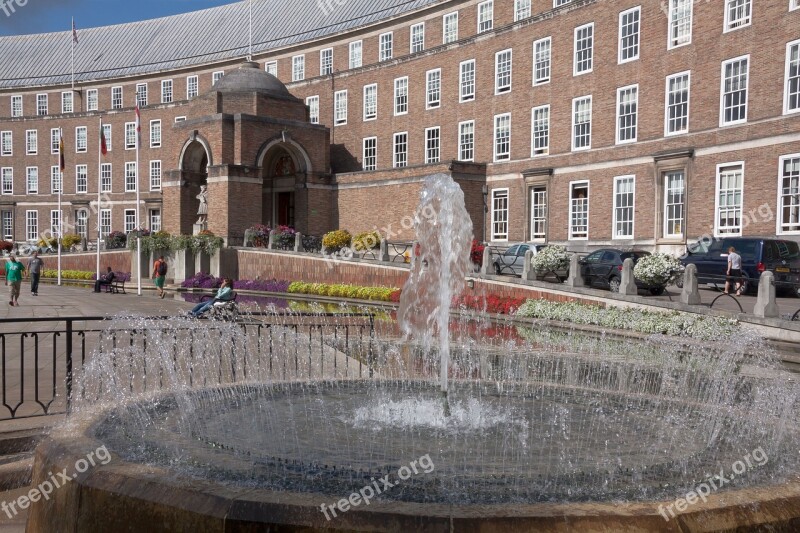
680,237 -> 800,295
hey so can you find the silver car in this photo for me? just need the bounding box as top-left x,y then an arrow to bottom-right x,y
491,244 -> 569,281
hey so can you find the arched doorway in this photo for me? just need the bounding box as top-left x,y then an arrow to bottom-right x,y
260,142 -> 308,228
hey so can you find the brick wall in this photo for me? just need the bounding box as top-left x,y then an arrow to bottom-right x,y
0,250 -> 130,276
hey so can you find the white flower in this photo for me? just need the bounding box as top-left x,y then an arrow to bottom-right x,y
531,245 -> 569,273
633,253 -> 683,286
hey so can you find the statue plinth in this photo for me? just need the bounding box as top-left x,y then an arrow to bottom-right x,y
193,223 -> 207,236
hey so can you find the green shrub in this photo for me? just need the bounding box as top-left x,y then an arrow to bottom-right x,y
61,233 -> 82,249
38,236 -> 58,248
287,281 -> 399,302
42,269 -> 95,280
322,230 -> 352,253
353,231 -> 381,252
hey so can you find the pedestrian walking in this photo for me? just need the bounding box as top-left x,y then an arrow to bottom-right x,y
4,254 -> 25,307
28,251 -> 44,296
152,256 -> 168,299
724,246 -> 743,296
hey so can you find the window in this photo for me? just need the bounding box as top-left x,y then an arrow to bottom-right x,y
50,210 -> 61,236
426,69 -> 441,108
174,116 -> 186,123
76,165 -> 88,194
76,210 -> 88,239
11,95 -> 22,117
86,89 -> 98,111
1,168 -> 11,194
491,189 -> 509,241
555,0 -> 573,5
665,71 -> 691,135
50,166 -> 61,194
618,7 -> 640,63
103,124 -> 112,152
26,130 -> 37,155
136,84 -> 147,107
478,1 -> 493,33
393,132 -> 408,168
533,37 -> 551,85
724,0 -> 751,31
793,0 -> 799,10
716,163 -> 744,236
459,120 -> 475,161
112,86 -> 123,109
616,85 -> 639,144
530,187 -> 547,240
668,0 -> 693,49
662,171 -> 685,238
37,94 -> 48,115
320,49 -> 333,76
574,23 -> 593,75
613,176 -> 635,238
349,41 -> 362,69
785,40 -> 800,115
569,182 -> 589,239
425,127 -> 440,164
334,90 -> 347,125
531,105 -> 550,156
61,91 -> 73,113
26,167 -> 38,195
150,160 -> 162,191
780,155 -> 800,233
125,123 -> 136,149
161,80 -> 173,103
306,95 -> 320,124
100,163 -> 112,193
363,137 -> 377,171
394,77 -> 408,115
363,84 -> 377,121
1,131 -> 11,156
572,96 -> 592,151
75,126 -> 87,153
494,113 -> 511,162
124,209 -> 137,233
515,0 -> 531,20
292,55 -> 305,81
149,209 -> 161,233
495,49 -> 512,94
2,211 -> 12,240
720,55 -> 749,126
50,128 -> 60,155
100,209 -> 111,238
187,76 -> 198,99
443,12 -> 459,44
460,60 -> 476,102
379,32 -> 393,62
411,23 -> 425,53
265,61 -> 278,76
212,71 -> 224,85
150,120 -> 161,148
125,162 -> 137,192
26,211 -> 38,242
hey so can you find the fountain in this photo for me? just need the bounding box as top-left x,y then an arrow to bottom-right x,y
26,176 -> 800,532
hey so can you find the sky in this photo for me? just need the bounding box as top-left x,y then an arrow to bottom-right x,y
0,0 -> 240,36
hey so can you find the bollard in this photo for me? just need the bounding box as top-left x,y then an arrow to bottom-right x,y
754,271 -> 779,318
480,247 -> 492,276
294,232 -> 303,253
267,229 -> 275,250
522,249 -> 536,281
680,264 -> 701,305
380,239 -> 390,262
566,254 -> 584,288
619,258 -> 638,296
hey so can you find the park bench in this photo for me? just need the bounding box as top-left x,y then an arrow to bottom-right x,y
104,272 -> 131,294
199,292 -> 239,321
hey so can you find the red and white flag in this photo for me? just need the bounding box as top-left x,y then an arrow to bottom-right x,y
134,104 -> 141,149
72,18 -> 78,44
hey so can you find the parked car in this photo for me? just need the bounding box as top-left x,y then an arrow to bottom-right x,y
579,249 -> 665,294
679,237 -> 800,296
490,244 -> 569,281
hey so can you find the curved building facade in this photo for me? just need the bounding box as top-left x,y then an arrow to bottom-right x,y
0,0 -> 798,251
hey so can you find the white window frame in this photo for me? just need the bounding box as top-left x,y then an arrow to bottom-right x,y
136,83 -> 147,107
0,131 -> 11,157
410,23 -> 425,53
75,165 -> 88,194
292,55 -> 305,82
495,49 -> 512,94
150,160 -> 162,191
186,75 -> 199,99
149,209 -> 161,233
265,61 -> 278,77
334,90 -> 348,126
51,128 -> 60,155
363,137 -> 377,171
426,69 -> 441,109
100,163 -> 112,193
714,162 -> 744,237
724,0 -> 752,32
50,210 -> 60,237
320,48 -> 333,76
719,55 -> 749,127
103,124 -> 112,152
393,132 -> 408,168
778,154 -> 800,234
531,105 -> 550,157
50,166 -> 61,194
530,186 -> 547,241
349,41 -> 362,69
569,181 -> 590,240
99,209 -> 111,238
125,123 -> 136,150
363,84 -> 378,121
664,171 -> 686,238
86,89 -> 98,111
379,32 -> 393,62
665,71 -> 691,136
212,71 -> 225,85
572,95 -> 592,151
124,209 -> 137,233
616,84 -> 639,145
618,6 -> 641,64
10,95 -> 22,118
458,120 -> 475,162
149,120 -> 161,148
493,113 -> 511,162
75,209 -> 88,239
26,130 -> 37,155
478,1 -> 494,33
574,23 -> 594,76
612,175 -> 635,239
443,12 -> 459,44
555,0 -> 573,5
26,167 -> 38,195
533,37 -> 551,85
425,127 -> 441,164
784,39 -> 800,115
125,162 -> 138,192
61,91 -> 74,114
460,59 -> 476,102
306,95 -> 320,124
111,86 -> 123,109
1,168 -> 12,195
668,0 -> 693,50
515,0 -> 532,21
394,77 -> 408,116
75,126 -> 87,153
36,94 -> 48,116
25,211 -> 38,242
792,0 -> 800,11
161,80 -> 173,103
491,188 -> 509,242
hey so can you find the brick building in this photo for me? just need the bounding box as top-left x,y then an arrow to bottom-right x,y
0,0 -> 798,252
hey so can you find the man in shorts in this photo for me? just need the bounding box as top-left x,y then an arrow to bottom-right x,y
724,246 -> 743,296
152,256 -> 167,299
5,254 -> 25,306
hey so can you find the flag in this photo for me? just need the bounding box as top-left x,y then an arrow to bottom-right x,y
100,122 -> 107,156
134,104 -> 141,149
59,130 -> 65,171
72,18 -> 78,44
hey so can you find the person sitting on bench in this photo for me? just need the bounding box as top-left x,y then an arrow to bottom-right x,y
188,278 -> 234,318
93,267 -> 116,293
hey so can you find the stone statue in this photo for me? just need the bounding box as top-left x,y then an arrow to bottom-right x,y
196,185 -> 208,224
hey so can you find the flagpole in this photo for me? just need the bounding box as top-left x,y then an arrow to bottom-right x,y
96,118 -> 101,280
248,0 -> 253,61
71,17 -> 75,91
57,129 -> 63,286
136,115 -> 142,297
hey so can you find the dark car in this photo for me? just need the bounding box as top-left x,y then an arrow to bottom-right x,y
679,237 -> 800,295
579,249 -> 665,294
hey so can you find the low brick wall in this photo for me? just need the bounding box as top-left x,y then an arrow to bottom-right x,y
0,251 -> 131,276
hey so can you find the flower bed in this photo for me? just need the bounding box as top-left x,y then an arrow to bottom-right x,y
455,294 -> 527,315
288,281 -> 399,302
